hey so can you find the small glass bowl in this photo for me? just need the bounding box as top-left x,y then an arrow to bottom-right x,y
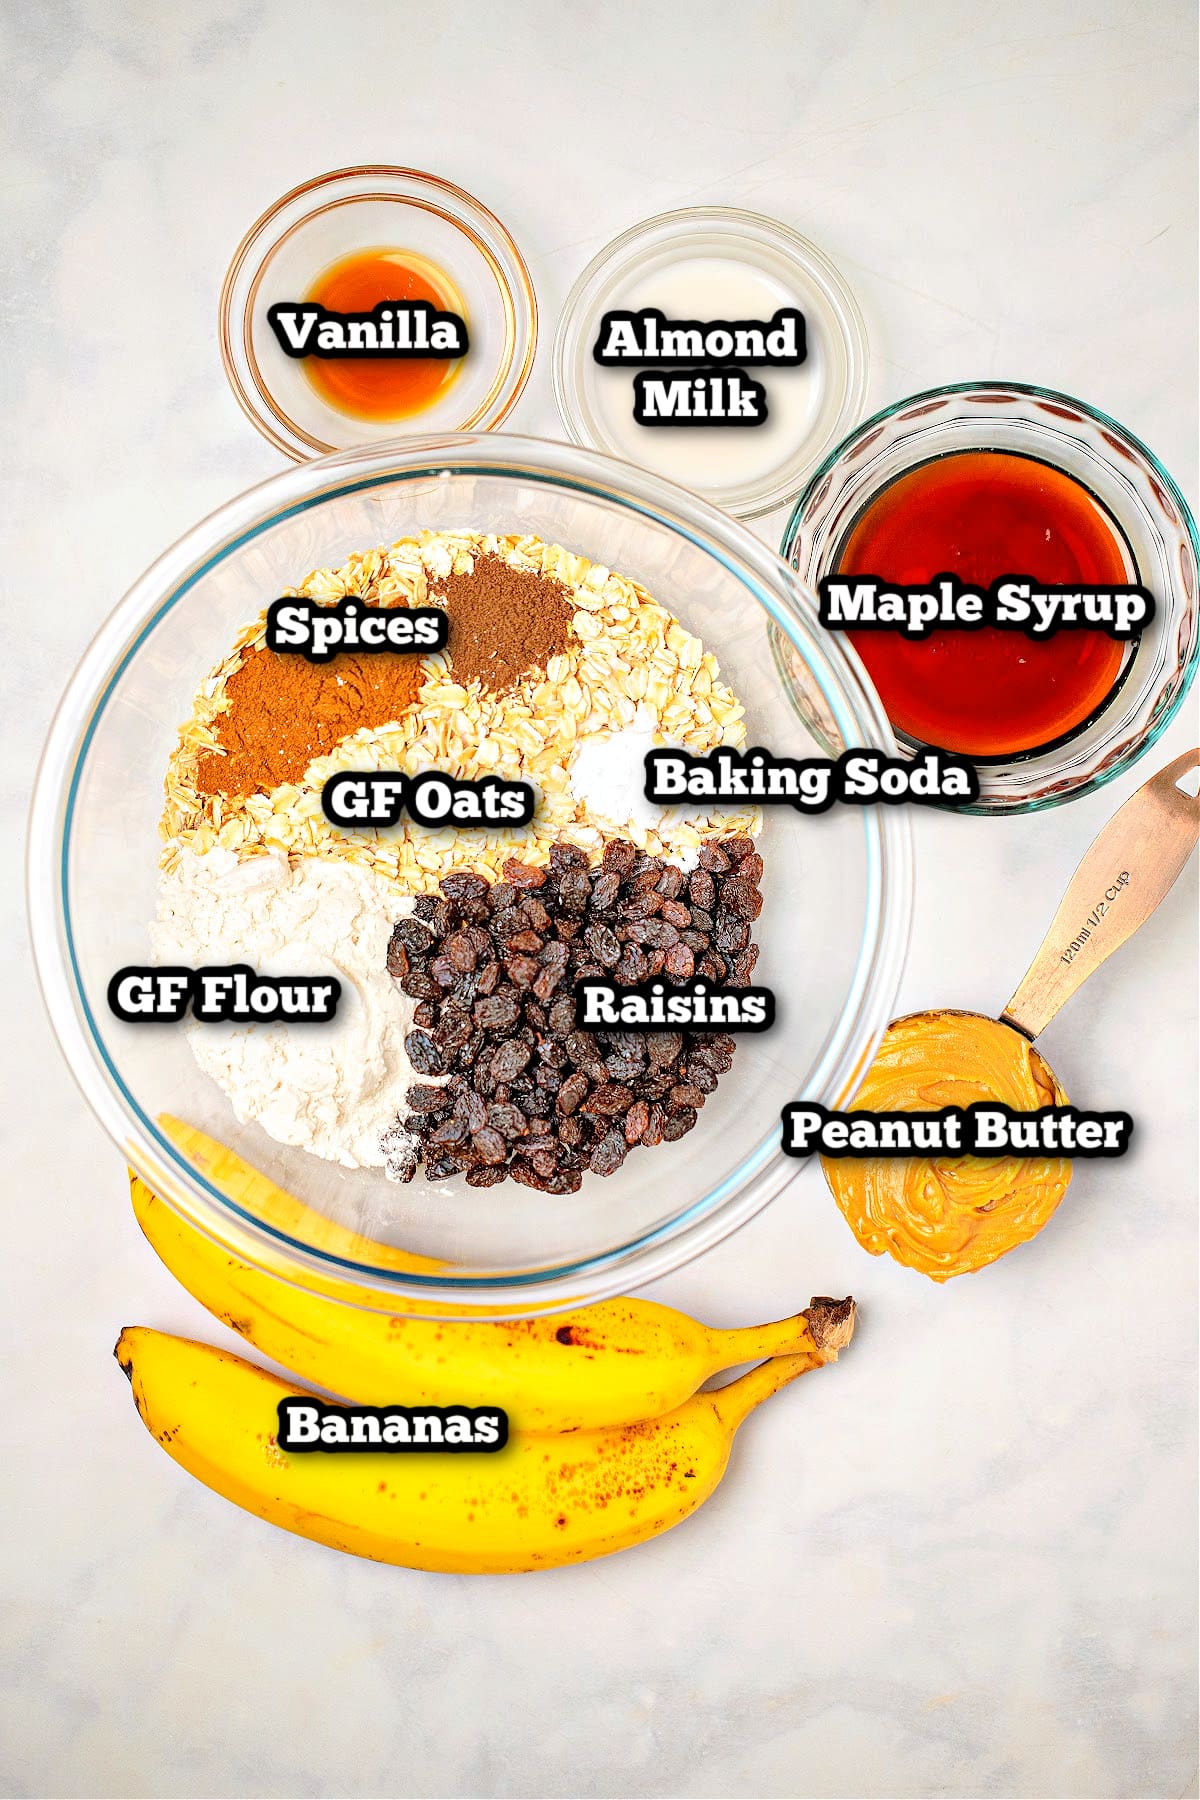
219,167 -> 537,460
554,207 -> 868,519
781,381 -> 1200,813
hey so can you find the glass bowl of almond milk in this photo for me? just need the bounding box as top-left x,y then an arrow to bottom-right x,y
554,207 -> 869,519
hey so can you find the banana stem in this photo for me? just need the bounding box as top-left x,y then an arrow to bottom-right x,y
708,1297 -> 857,1432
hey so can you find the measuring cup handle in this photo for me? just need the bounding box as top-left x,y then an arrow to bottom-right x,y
1000,748 -> 1200,1040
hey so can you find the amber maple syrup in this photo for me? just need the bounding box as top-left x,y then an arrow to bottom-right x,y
303,247 -> 465,422
837,450 -> 1134,757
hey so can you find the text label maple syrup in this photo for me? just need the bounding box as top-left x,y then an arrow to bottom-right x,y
837,450 -> 1136,757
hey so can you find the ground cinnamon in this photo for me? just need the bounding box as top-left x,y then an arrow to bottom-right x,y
195,557 -> 575,799
195,642 -> 424,797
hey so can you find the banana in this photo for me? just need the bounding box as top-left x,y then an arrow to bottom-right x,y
115,1299 -> 855,1573
132,1174 -> 837,1431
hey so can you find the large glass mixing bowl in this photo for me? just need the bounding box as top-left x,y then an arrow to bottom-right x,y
29,434 -> 911,1316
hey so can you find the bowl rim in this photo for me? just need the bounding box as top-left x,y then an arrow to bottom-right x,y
28,431 -> 912,1316
218,165 -> 539,461
780,378 -> 1200,813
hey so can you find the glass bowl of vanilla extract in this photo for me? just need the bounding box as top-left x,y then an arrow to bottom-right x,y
219,166 -> 538,460
780,381 -> 1199,813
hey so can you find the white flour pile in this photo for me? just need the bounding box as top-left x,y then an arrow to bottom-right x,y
150,849 -> 422,1175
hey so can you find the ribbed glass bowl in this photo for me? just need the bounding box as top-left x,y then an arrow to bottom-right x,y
781,382 -> 1199,813
29,434 -> 911,1317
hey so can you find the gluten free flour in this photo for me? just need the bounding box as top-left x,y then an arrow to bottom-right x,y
150,850 -> 423,1174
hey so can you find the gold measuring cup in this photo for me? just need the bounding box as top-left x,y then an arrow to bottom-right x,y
824,747 -> 1200,1279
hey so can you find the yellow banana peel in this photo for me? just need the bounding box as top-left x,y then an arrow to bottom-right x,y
115,1302 -> 855,1574
132,1172 -> 836,1431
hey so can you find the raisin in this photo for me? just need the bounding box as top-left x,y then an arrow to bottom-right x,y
556,1072 -> 590,1116
590,1129 -> 629,1176
434,1004 -> 472,1054
624,1100 -> 650,1144
444,931 -> 477,973
559,871 -> 590,914
591,870 -> 622,909
732,946 -> 760,985
640,1104 -> 666,1147
466,1165 -> 508,1188
431,956 -> 457,988
487,1102 -> 528,1139
613,948 -> 648,984
663,942 -> 695,980
584,923 -> 621,966
426,1156 -> 463,1181
429,1117 -> 467,1148
669,1083 -> 706,1110
605,1054 -> 643,1084
620,893 -> 662,921
522,897 -> 553,933
475,960 -> 501,996
474,992 -> 521,1031
582,1083 -> 635,1117
492,906 -> 528,938
386,938 -> 410,979
406,1083 -> 450,1114
661,1107 -> 698,1142
600,839 -> 638,877
442,871 -> 490,902
471,1128 -> 508,1165
723,877 -> 763,921
698,844 -> 730,873
626,918 -> 678,948
504,953 -> 540,989
646,1031 -> 684,1067
404,1030 -> 443,1074
400,970 -> 438,1002
504,858 -> 547,889
392,918 -> 435,955
688,870 -> 716,909
458,1089 -> 489,1134
492,1039 -> 533,1082
549,996 -> 575,1035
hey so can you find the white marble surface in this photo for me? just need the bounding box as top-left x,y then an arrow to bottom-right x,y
3,2 -> 1197,1796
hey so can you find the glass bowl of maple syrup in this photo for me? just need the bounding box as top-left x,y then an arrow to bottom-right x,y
781,382 -> 1199,813
219,167 -> 537,459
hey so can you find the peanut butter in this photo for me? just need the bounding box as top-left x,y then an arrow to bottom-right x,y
822,1010 -> 1072,1281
